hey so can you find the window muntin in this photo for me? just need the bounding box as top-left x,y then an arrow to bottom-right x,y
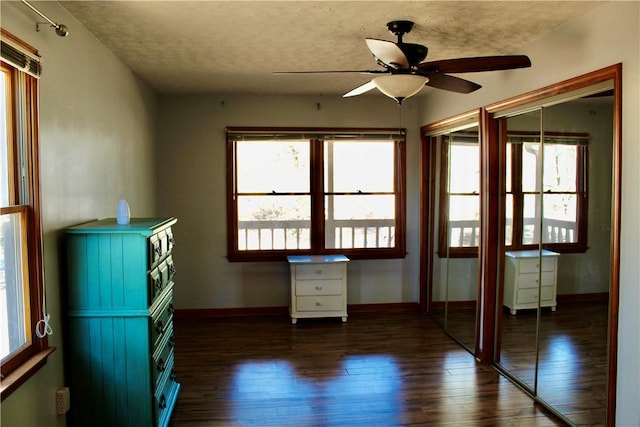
227,128 -> 406,261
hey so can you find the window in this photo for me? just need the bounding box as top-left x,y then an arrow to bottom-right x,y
227,128 -> 406,261
1,32 -> 52,401
438,130 -> 588,257
505,132 -> 588,252
438,130 -> 480,257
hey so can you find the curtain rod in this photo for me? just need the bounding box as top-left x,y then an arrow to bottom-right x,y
20,0 -> 69,37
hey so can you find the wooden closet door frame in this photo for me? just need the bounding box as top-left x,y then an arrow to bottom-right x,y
484,64 -> 621,426
420,64 -> 621,426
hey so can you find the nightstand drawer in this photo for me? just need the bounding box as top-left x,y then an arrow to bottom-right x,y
518,257 -> 556,273
296,280 -> 343,296
517,271 -> 556,288
295,264 -> 344,280
517,286 -> 555,304
296,295 -> 343,311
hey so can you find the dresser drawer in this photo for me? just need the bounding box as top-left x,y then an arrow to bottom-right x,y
516,285 -> 555,304
296,295 -> 344,312
152,327 -> 175,389
516,271 -> 556,289
518,257 -> 556,273
295,280 -> 343,296
151,291 -> 174,350
154,365 -> 179,427
149,227 -> 174,268
295,263 -> 344,280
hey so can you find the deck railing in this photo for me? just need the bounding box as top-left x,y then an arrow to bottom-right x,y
238,219 -> 395,250
448,217 -> 576,247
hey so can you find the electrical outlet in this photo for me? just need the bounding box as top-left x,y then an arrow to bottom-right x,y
56,387 -> 70,415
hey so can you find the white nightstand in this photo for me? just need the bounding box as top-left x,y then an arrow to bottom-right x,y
287,255 -> 349,324
503,250 -> 559,315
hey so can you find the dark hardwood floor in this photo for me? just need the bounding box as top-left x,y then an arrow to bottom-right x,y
499,301 -> 609,426
169,311 -> 562,426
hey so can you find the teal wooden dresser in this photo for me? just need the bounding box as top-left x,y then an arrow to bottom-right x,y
66,218 -> 180,427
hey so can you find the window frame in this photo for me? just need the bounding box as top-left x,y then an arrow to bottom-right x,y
438,129 -> 588,258
226,127 -> 407,262
1,34 -> 53,401
437,136 -> 481,258
505,132 -> 589,253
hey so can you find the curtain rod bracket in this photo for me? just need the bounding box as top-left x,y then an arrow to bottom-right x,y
21,0 -> 69,37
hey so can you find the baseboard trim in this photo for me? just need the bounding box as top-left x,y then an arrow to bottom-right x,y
430,300 -> 477,310
556,292 -> 609,303
174,302 -> 420,319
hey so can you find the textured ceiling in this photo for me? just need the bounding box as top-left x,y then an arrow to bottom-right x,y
60,1 -> 604,97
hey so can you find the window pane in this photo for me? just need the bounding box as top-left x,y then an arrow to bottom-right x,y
325,195 -> 395,249
543,194 -> 578,243
543,144 -> 577,192
505,143 -> 512,193
325,141 -> 394,193
449,144 -> 479,193
522,142 -> 541,193
523,194 -> 541,245
1,212 -> 30,360
448,195 -> 479,247
505,194 -> 513,246
237,195 -> 310,250
236,141 -> 309,193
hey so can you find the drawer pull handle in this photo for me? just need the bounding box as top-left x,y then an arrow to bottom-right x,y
155,278 -> 163,291
315,269 -> 322,274
158,395 -> 167,409
155,320 -> 164,334
155,245 -> 162,257
168,303 -> 175,315
170,370 -> 177,382
169,336 -> 175,348
315,302 -> 321,306
315,286 -> 323,290
157,358 -> 166,372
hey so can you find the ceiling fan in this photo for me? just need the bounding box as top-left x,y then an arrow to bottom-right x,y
278,20 -> 532,104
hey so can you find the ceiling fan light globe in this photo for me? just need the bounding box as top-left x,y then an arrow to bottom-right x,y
372,75 -> 428,102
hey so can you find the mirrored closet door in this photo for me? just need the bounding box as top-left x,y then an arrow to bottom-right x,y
494,83 -> 615,425
423,115 -> 480,353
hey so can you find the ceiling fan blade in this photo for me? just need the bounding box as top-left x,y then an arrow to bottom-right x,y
343,81 -> 377,98
419,55 -> 531,74
273,70 -> 387,74
365,38 -> 409,69
425,73 -> 482,94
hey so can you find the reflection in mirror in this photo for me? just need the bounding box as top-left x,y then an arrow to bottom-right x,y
498,109 -> 542,389
429,126 -> 479,352
496,87 -> 613,425
536,91 -> 613,425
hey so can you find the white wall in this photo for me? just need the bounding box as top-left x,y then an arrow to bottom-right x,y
156,95 -> 421,310
417,2 -> 639,424
1,2 -> 158,426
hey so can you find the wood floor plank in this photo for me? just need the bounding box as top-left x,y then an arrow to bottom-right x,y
169,312 -> 563,426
